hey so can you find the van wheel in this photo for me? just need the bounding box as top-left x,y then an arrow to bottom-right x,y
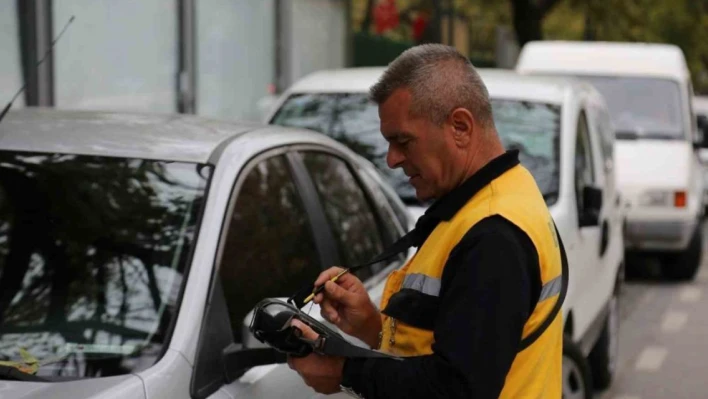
587,290 -> 619,390
563,336 -> 594,399
661,227 -> 702,281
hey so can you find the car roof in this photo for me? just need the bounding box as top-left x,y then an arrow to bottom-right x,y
516,40 -> 690,80
285,67 -> 587,106
478,69 -> 589,105
288,67 -> 386,94
0,108 -> 263,163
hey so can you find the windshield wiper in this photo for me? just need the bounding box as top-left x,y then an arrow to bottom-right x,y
0,365 -> 48,382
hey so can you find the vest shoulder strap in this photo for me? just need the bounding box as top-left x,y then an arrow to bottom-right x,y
518,219 -> 569,351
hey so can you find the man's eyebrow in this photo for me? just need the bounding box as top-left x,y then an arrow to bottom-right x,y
383,131 -> 413,142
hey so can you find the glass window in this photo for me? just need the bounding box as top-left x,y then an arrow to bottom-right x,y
271,94 -> 562,206
356,166 -> 404,246
571,75 -> 684,139
197,0 -> 275,122
492,99 -> 562,204
0,151 -> 210,378
218,155 -> 321,343
271,93 -> 416,203
0,0 -> 23,108
53,1 -> 177,112
301,152 -> 385,281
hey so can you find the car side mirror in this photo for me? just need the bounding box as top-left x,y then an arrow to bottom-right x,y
580,185 -> 603,227
191,280 -> 286,399
223,344 -> 286,384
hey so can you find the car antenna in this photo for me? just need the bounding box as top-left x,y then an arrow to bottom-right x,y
0,15 -> 75,124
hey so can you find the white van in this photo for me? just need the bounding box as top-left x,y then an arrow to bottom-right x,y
517,41 -> 706,280
268,67 -> 625,398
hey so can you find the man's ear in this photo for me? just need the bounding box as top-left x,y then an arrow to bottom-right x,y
448,108 -> 476,147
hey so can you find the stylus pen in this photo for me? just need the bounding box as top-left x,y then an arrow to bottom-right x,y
303,268 -> 350,305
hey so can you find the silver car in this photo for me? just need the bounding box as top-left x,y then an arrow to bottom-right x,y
0,108 -> 414,398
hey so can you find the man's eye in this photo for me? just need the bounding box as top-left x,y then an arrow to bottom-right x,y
397,138 -> 410,145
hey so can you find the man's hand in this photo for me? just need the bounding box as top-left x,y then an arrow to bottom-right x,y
287,319 -> 345,394
313,267 -> 382,348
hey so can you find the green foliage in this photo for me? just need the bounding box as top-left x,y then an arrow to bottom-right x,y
546,0 -> 708,93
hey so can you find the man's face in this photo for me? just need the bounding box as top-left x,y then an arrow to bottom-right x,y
379,88 -> 459,202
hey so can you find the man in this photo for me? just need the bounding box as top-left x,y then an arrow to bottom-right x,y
288,44 -> 564,398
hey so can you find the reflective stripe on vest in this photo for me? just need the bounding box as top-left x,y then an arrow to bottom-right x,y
398,272 -> 562,305
402,273 -> 441,297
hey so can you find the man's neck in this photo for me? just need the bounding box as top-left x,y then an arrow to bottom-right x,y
460,138 -> 506,185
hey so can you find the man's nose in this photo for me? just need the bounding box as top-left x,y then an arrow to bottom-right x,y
386,145 -> 405,169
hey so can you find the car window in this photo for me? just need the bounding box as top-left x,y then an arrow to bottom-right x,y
218,155 -> 322,343
355,166 -> 408,272
272,94 -> 562,206
575,111 -> 595,217
0,151 -> 210,378
301,152 -> 385,281
356,167 -> 403,243
271,93 -> 417,203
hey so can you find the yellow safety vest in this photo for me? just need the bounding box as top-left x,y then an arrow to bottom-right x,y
379,163 -> 563,398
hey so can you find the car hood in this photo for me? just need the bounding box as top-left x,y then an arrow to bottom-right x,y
0,374 -> 145,399
615,139 -> 693,189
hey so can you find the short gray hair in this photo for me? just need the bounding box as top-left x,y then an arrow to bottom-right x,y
370,44 -> 494,129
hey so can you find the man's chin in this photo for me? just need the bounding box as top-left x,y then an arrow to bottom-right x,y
413,188 -> 434,203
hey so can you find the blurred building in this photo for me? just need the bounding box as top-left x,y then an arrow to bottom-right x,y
0,0 -> 349,123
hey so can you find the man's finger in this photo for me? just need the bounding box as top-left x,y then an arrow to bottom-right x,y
290,319 -> 320,340
324,280 -> 355,306
319,300 -> 341,324
314,267 -> 346,287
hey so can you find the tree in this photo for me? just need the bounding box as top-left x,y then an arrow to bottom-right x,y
509,0 -> 563,46
555,0 -> 708,94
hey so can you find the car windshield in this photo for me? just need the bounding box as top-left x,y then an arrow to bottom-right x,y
570,75 -> 684,139
0,151 -> 210,379
271,93 -> 560,204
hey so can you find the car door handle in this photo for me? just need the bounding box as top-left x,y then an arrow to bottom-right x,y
599,220 -> 609,258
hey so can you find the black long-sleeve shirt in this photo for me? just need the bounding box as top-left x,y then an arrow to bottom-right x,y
340,152 -> 543,398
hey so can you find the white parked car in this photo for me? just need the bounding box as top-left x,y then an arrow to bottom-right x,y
0,108 -> 414,399
267,66 -> 625,398
516,41 -> 706,281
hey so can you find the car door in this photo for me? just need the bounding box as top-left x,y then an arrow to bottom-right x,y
294,149 -> 407,309
211,149 -> 339,399
573,109 -> 605,335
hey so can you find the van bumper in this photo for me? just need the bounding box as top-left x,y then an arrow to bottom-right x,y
624,217 -> 697,251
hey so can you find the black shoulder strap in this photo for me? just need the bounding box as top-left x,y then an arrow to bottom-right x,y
289,229 -> 419,308
316,334 -> 403,360
518,219 -> 569,351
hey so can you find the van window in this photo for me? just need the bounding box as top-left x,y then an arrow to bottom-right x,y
218,155 -> 322,343
575,111 -> 596,220
572,76 -> 683,139
492,99 -> 562,204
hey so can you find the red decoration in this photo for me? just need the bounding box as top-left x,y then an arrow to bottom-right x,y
373,0 -> 400,34
412,12 -> 429,41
